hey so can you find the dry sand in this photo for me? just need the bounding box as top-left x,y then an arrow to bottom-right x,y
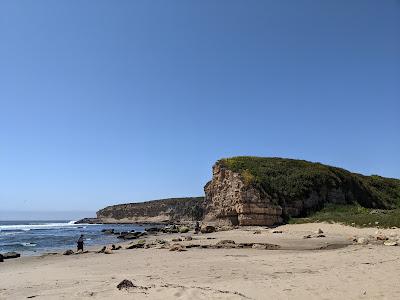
1,223 -> 400,300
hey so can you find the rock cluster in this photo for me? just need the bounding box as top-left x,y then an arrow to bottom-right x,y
1,252 -> 21,259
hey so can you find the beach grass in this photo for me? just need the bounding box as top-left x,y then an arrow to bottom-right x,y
290,204 -> 400,228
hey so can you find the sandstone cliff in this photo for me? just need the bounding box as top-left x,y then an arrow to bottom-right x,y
96,197 -> 204,224
204,157 -> 400,226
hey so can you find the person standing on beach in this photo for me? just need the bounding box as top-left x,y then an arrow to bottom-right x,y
194,221 -> 200,234
77,234 -> 84,252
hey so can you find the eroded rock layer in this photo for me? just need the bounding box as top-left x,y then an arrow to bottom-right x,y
96,197 -> 204,224
204,164 -> 282,226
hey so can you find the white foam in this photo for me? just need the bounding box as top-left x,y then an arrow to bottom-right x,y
21,242 -> 37,247
0,222 -> 78,231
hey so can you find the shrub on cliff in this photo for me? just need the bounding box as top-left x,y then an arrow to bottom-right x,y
220,156 -> 400,209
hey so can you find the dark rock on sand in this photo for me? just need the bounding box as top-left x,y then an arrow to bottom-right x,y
126,240 -> 146,249
111,244 -> 122,250
200,225 -> 216,234
118,232 -> 142,240
185,244 -> 201,248
63,250 -> 74,255
163,225 -> 179,233
2,252 -> 21,259
216,240 -> 235,245
97,246 -> 106,253
169,244 -> 186,251
145,227 -> 160,232
117,279 -> 136,290
101,229 -> 115,234
117,233 -> 135,239
0,254 -> 3,262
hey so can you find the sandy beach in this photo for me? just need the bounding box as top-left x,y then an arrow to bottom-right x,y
1,223 -> 400,300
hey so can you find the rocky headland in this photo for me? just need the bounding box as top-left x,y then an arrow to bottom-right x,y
78,197 -> 204,224
78,157 -> 400,228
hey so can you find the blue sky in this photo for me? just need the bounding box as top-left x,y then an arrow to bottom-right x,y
1,1 -> 399,217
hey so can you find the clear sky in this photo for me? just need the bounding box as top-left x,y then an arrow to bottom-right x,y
1,1 -> 399,218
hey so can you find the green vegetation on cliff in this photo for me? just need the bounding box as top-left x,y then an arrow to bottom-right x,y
220,156 -> 400,209
290,204 -> 400,228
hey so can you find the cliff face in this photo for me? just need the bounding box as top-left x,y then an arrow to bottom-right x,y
96,197 -> 204,224
203,164 -> 283,226
204,157 -> 400,226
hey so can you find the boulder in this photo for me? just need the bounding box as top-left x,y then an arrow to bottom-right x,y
237,243 -> 255,248
376,235 -> 388,241
169,244 -> 186,252
117,279 -> 136,290
63,249 -> 74,255
216,240 -> 235,245
101,229 -> 114,234
356,237 -> 368,245
383,241 -> 398,246
184,236 -> 193,241
252,244 -> 267,250
179,226 -> 190,233
111,244 -> 122,250
172,238 -> 182,242
0,254 -> 3,262
316,228 -> 324,234
104,249 -> 113,254
126,240 -> 146,249
185,244 -> 201,248
144,243 -> 157,249
2,252 -> 21,259
97,246 -> 106,253
164,225 -> 179,233
214,240 -> 236,249
200,225 -> 216,234
118,232 -> 140,240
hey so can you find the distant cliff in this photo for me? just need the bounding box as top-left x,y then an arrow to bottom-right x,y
95,197 -> 204,224
204,157 -> 400,226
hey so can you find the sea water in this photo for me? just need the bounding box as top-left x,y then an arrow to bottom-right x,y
0,220 -> 146,256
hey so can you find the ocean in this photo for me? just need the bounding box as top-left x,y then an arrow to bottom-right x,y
0,220 -> 146,256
